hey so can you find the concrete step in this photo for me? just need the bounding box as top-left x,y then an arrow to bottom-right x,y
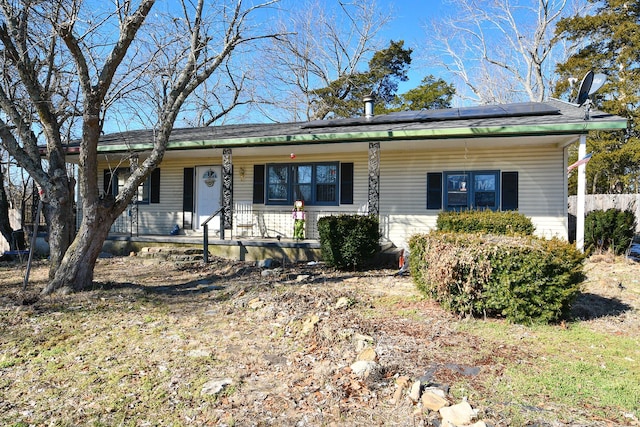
138,246 -> 206,261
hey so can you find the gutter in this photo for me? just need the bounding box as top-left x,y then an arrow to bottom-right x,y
91,120 -> 629,154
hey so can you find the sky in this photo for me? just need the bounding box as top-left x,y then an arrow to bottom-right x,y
379,1 -> 450,92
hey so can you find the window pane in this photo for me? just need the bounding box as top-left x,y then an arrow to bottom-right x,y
117,171 -> 149,203
293,165 -> 312,184
268,184 -> 288,201
316,164 -> 337,183
268,165 -> 288,202
446,173 -> 469,208
474,174 -> 496,207
316,184 -> 336,202
268,165 -> 288,184
138,181 -> 149,202
293,184 -> 311,202
474,174 -> 495,192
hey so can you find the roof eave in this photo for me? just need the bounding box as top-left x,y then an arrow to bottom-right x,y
91,120 -> 628,154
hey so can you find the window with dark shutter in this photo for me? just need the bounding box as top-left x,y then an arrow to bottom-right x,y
253,164 -> 265,204
501,171 -> 518,211
150,168 -> 160,204
426,172 -> 442,209
183,168 -> 194,211
182,168 -> 194,230
340,163 -> 354,204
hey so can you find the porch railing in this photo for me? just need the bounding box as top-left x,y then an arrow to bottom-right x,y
230,208 -> 350,240
77,206 -> 358,239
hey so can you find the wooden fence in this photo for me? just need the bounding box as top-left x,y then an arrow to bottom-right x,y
568,194 -> 640,233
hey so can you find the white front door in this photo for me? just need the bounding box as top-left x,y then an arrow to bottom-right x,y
195,165 -> 222,231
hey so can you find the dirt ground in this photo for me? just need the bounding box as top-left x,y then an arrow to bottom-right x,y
0,253 -> 639,426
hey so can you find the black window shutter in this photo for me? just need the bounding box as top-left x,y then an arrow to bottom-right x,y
253,165 -> 265,204
104,170 -> 114,196
183,168 -> 194,212
150,168 -> 161,203
501,171 -> 518,211
426,172 -> 442,209
340,162 -> 354,204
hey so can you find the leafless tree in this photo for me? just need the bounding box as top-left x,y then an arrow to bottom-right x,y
0,0 -> 282,295
258,0 -> 392,121
425,0 -> 587,104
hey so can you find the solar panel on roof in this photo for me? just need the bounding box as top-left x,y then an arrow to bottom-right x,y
300,102 -> 560,129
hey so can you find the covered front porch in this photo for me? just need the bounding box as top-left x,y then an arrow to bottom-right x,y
101,233 -> 324,264
98,206 -> 399,265
104,206 -> 359,241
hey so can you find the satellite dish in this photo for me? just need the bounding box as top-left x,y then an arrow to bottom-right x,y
589,73 -> 607,95
574,71 -> 607,120
575,70 -> 594,106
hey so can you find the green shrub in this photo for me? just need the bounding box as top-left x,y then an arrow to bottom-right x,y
584,208 -> 636,255
317,214 -> 380,270
436,210 -> 535,235
409,232 -> 585,324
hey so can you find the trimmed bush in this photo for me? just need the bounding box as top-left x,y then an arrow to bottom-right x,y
584,208 -> 636,255
436,210 -> 535,235
409,232 -> 585,324
317,214 -> 380,270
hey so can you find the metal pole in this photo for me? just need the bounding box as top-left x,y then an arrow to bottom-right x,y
22,196 -> 42,291
203,223 -> 208,264
576,134 -> 587,252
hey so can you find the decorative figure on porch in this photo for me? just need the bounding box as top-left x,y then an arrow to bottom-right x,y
292,200 -> 305,240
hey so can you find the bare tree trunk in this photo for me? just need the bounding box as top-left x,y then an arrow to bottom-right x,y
42,175 -> 76,280
1,0 -> 285,297
42,201 -> 116,295
0,162 -> 15,249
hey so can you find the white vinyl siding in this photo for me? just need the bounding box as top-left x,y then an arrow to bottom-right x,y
98,152 -> 370,235
378,143 -> 567,248
96,140 -> 568,247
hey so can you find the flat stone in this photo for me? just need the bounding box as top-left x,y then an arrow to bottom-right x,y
258,258 -> 275,268
201,378 -> 233,396
248,298 -> 264,309
301,314 -> 320,335
187,349 -> 212,358
395,375 -> 411,387
350,360 -> 378,378
408,380 -> 422,403
296,274 -> 311,282
423,386 -> 447,398
353,333 -> 374,352
421,390 -> 449,411
335,296 -> 352,309
439,401 -> 477,426
356,347 -> 377,362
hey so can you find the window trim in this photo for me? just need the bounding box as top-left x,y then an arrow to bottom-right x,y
104,167 -> 153,205
443,170 -> 501,211
265,162 -> 340,206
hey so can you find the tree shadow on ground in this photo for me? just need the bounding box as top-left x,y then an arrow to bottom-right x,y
95,278 -> 225,296
571,292 -> 633,320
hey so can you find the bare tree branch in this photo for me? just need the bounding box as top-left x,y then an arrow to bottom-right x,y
425,0 -> 587,104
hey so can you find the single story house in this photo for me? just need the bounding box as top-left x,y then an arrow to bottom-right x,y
71,98 -> 627,255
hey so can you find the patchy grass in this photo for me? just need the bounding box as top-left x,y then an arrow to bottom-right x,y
0,255 -> 639,426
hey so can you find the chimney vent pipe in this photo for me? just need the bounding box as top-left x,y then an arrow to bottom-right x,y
363,95 -> 374,119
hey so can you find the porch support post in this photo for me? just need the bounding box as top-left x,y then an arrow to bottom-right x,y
130,154 -> 139,237
576,134 -> 587,252
222,148 -> 233,235
368,142 -> 380,216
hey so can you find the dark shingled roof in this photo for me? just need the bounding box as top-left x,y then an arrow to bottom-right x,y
74,99 -> 626,153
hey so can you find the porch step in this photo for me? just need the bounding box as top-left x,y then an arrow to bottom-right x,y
138,246 -> 206,262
